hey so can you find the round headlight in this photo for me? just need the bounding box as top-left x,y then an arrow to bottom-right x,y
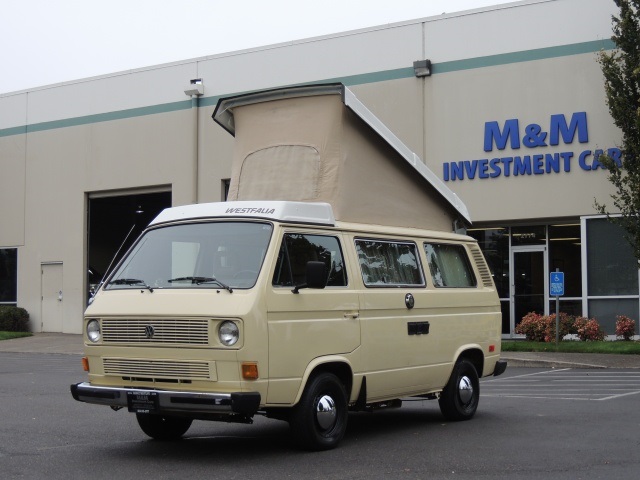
87,319 -> 101,343
218,321 -> 239,346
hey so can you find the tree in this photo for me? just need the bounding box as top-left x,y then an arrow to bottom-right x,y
595,0 -> 640,263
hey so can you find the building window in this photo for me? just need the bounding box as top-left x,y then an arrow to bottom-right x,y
586,218 -> 639,332
0,248 -> 18,305
549,224 -> 582,296
549,223 -> 582,317
511,225 -> 546,246
222,179 -> 230,201
587,218 -> 638,296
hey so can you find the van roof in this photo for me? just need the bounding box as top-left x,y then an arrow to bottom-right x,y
149,201 -> 473,242
150,201 -> 336,226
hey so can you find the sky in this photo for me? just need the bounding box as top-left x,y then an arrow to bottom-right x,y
0,0 -> 517,95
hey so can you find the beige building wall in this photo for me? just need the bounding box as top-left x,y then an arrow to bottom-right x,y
0,135 -> 26,247
15,109 -> 199,333
424,52 -> 620,223
0,93 -> 28,248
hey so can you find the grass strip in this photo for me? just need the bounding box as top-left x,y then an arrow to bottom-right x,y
503,340 -> 640,355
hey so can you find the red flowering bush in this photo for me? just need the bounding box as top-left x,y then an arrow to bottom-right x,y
615,315 -> 636,341
515,312 -> 547,341
573,317 -> 605,341
548,312 -> 574,341
515,312 -> 573,342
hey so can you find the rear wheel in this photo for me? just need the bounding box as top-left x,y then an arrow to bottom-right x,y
289,372 -> 348,451
438,358 -> 479,421
136,413 -> 193,440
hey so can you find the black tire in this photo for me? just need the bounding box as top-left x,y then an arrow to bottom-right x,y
289,372 -> 349,451
438,358 -> 480,421
135,413 -> 193,441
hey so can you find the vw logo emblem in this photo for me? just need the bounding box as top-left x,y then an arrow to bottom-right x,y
144,325 -> 155,339
405,293 -> 415,310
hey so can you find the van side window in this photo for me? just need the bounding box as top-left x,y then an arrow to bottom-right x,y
424,243 -> 477,288
355,239 -> 424,287
272,234 -> 348,287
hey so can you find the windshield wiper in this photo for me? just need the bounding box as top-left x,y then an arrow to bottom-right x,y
167,276 -> 233,293
108,278 -> 154,292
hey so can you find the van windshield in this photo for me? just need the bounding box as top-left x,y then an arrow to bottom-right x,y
105,221 -> 273,291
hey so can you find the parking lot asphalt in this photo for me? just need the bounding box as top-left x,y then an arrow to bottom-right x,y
1,332 -> 640,369
0,333 -> 84,355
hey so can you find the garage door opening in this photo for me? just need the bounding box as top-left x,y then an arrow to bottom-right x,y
87,191 -> 171,302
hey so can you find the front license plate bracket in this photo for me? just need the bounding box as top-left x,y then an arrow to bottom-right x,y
127,390 -> 159,413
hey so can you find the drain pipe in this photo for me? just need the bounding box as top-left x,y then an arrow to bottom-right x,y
184,79 -> 204,204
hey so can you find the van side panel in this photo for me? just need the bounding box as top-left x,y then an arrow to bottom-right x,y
357,288 -> 439,400
351,235 -> 501,402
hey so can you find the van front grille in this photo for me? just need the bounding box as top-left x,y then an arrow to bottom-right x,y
103,357 -> 213,380
100,318 -> 209,345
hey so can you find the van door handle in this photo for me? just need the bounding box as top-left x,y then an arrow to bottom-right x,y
344,312 -> 359,319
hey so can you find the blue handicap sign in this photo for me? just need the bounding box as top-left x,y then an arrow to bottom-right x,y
550,272 -> 565,296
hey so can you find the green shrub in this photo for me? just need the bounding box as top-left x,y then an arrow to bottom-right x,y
0,306 -> 30,332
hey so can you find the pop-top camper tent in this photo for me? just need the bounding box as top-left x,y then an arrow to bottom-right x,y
213,83 -> 470,232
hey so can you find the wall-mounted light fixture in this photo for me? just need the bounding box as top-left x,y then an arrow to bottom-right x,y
413,60 -> 432,77
184,78 -> 204,96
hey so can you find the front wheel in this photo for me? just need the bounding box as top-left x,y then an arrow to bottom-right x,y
136,413 -> 193,441
438,358 -> 480,421
289,372 -> 348,451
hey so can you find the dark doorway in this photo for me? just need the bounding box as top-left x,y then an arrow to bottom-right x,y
513,249 -> 546,330
87,191 -> 171,301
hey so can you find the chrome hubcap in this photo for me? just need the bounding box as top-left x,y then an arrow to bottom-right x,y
458,376 -> 473,404
315,394 -> 337,430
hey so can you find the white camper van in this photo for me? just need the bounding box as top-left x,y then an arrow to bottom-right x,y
71,85 -> 506,451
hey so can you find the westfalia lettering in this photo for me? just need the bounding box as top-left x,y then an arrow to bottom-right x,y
443,112 -> 623,181
225,207 -> 276,214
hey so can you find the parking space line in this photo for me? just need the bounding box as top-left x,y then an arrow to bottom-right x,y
481,369 -> 640,401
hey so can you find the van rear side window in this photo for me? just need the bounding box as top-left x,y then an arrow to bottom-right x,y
424,243 -> 477,288
355,239 -> 424,287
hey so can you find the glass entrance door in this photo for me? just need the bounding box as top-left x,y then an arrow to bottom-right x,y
511,247 -> 548,335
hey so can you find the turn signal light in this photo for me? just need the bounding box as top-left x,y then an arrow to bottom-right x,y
81,356 -> 90,372
489,345 -> 496,353
242,362 -> 259,380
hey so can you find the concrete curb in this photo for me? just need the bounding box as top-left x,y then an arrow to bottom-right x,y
501,352 -> 640,369
502,357 -> 607,369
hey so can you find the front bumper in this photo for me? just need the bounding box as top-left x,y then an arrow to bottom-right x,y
70,382 -> 261,416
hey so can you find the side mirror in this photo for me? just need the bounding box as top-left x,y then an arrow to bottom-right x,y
292,261 -> 327,294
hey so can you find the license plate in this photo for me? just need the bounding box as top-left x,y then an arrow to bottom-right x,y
126,390 -> 159,413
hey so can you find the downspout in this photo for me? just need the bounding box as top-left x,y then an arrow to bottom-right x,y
184,79 -> 204,204
412,23 -> 432,180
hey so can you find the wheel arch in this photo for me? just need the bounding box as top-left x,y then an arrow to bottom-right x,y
293,356 -> 354,405
454,346 -> 484,378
